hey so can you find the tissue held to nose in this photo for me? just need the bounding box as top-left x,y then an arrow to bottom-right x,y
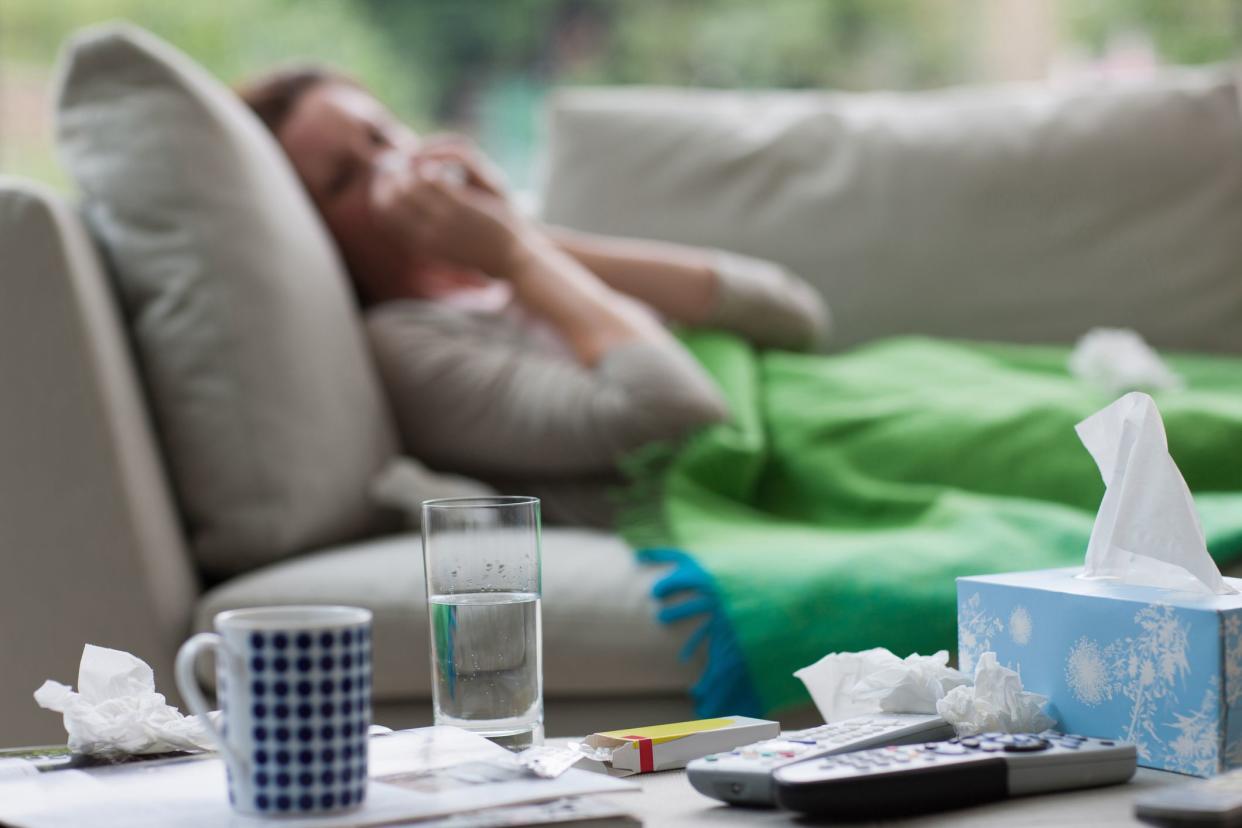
34,644 -> 214,756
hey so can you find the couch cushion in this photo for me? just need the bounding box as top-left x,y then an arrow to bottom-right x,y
541,74 -> 1242,353
55,24 -> 399,578
194,528 -> 698,700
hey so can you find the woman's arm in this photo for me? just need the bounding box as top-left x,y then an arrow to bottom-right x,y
371,158 -> 677,366
367,303 -> 729,477
411,140 -> 829,350
502,233 -> 675,366
547,226 -> 830,351
543,226 -> 718,326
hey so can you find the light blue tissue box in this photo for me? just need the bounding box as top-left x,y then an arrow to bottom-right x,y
957,567 -> 1242,776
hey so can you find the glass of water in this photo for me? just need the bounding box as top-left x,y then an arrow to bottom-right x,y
421,496 -> 543,749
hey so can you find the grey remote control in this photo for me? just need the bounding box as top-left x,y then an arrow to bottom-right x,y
1135,768 -> 1242,826
774,731 -> 1136,818
686,712 -> 955,806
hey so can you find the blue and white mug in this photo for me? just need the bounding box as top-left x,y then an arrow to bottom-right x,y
175,605 -> 373,816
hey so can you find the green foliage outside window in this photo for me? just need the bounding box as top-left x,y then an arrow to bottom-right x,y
1,0 -> 1238,189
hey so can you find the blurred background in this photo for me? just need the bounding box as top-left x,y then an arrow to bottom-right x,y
2,0 -> 1239,192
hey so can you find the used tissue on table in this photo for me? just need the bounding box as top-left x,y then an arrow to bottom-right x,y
936,652 -> 1055,736
957,393 -> 1242,776
34,644 -> 213,756
794,648 -> 969,722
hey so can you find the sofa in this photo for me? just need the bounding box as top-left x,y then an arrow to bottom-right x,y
3,24 -> 1242,746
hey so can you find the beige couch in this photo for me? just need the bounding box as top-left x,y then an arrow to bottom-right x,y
0,180 -> 707,746
4,27 -> 1242,747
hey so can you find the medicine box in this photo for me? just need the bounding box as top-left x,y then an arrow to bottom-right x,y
583,716 -> 779,774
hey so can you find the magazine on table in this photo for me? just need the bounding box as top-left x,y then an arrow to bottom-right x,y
0,727 -> 640,828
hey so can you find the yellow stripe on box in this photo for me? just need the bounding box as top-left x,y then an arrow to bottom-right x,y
596,717 -> 737,745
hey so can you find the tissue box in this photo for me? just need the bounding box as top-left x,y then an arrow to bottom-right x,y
958,567 -> 1242,776
583,717 -> 778,774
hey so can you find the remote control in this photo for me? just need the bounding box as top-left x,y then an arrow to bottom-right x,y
1135,767 -> 1242,826
774,731 -> 1136,818
686,712 -> 955,806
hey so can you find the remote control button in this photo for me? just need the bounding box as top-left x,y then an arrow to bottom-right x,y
1100,740 -> 1115,746
1003,739 -> 1050,753
1064,735 -> 1087,742
980,742 -> 1004,752
705,755 -> 718,761
1057,741 -> 1080,750
933,744 -> 968,755
959,737 -> 981,748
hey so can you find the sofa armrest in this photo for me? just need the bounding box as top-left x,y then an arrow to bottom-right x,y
0,179 -> 199,744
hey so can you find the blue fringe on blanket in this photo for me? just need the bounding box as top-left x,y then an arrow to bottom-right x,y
637,547 -> 764,718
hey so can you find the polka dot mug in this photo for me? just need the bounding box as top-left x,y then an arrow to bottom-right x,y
175,606 -> 373,816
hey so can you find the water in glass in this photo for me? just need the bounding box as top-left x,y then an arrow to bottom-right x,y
428,590 -> 543,749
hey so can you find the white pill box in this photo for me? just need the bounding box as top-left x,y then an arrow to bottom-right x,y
581,716 -> 779,774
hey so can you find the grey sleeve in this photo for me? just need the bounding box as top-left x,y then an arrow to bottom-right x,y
366,309 -> 730,478
704,250 -> 830,351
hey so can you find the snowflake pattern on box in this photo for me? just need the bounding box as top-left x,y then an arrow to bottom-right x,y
958,592 -> 1004,673
1168,677 -> 1224,777
1065,637 -> 1112,706
1063,603 -> 1219,770
1225,615 -> 1242,768
1009,605 -> 1033,646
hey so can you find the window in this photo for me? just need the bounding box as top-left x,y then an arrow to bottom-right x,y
1,0 -> 1238,191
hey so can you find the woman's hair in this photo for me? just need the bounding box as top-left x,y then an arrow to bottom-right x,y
236,64 -> 355,136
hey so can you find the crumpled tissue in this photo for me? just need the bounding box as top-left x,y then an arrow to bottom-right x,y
935,652 -> 1056,736
34,644 -> 214,756
1068,327 -> 1182,395
1075,391 -> 1236,595
794,648 -> 970,723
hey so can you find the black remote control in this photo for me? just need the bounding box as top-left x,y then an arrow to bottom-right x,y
773,731 -> 1136,818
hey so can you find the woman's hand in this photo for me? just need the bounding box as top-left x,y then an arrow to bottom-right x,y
370,154 -> 534,278
416,135 -> 509,197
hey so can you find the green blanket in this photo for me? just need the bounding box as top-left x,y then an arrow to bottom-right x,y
618,335 -> 1242,717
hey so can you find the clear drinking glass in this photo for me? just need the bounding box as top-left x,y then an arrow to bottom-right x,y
421,496 -> 544,749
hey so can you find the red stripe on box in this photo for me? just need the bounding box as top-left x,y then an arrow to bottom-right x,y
622,735 -> 655,773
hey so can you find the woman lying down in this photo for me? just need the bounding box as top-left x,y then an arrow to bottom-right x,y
239,66 -> 828,527
240,66 -> 1242,715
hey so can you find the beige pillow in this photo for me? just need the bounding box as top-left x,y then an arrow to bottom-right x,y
55,24 -> 399,578
541,74 -> 1242,353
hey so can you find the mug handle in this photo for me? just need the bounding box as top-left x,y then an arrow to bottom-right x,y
175,632 -> 244,770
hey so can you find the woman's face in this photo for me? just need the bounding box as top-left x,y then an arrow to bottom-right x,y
276,82 -> 422,301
